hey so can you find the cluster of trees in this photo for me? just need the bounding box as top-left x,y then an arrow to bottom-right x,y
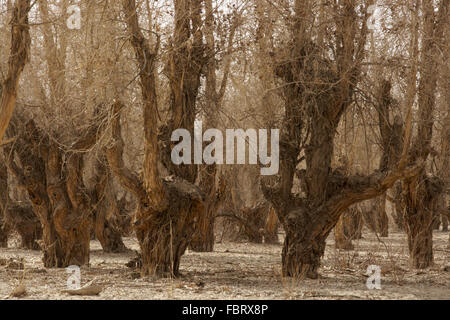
0,0 -> 448,279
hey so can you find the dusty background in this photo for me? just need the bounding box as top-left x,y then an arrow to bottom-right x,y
0,229 -> 449,300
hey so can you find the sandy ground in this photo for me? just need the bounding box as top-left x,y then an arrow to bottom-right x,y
0,229 -> 449,300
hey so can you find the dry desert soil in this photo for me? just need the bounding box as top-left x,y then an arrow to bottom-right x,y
0,229 -> 449,300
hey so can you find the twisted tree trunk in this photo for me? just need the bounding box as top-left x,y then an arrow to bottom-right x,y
106,0 -> 205,277
5,118 -> 106,267
261,1 -> 422,278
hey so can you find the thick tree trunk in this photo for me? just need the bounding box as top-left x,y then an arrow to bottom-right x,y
47,147 -> 91,266
94,198 -> 127,253
281,208 -> 332,279
5,118 -> 105,267
400,0 -> 448,268
402,173 -> 443,268
116,0 -> 205,277
0,226 -> 7,247
134,179 -> 203,276
1,153 -> 42,249
189,162 -> 223,252
189,205 -> 215,252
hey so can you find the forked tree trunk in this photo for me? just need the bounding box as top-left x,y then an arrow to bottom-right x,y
134,179 -> 203,276
45,145 -> 92,266
109,0 -> 205,277
189,0 -> 238,252
5,118 -> 105,267
259,0 -> 412,278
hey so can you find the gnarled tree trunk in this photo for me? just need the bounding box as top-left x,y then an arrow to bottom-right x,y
6,118 -> 105,267
107,0 -> 205,277
261,1 -> 422,279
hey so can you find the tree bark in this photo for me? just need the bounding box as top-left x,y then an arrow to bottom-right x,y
0,158 -> 9,247
109,0 -> 205,277
261,1 -> 424,278
5,117 -> 106,267
5,203 -> 42,250
0,0 -> 31,142
335,206 -> 363,250
91,154 -> 127,253
402,173 -> 443,268
401,0 -> 448,268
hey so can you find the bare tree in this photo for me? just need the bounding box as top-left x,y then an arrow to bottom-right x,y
0,0 -> 31,142
401,0 -> 448,268
261,0 -> 421,278
106,0 -> 204,276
